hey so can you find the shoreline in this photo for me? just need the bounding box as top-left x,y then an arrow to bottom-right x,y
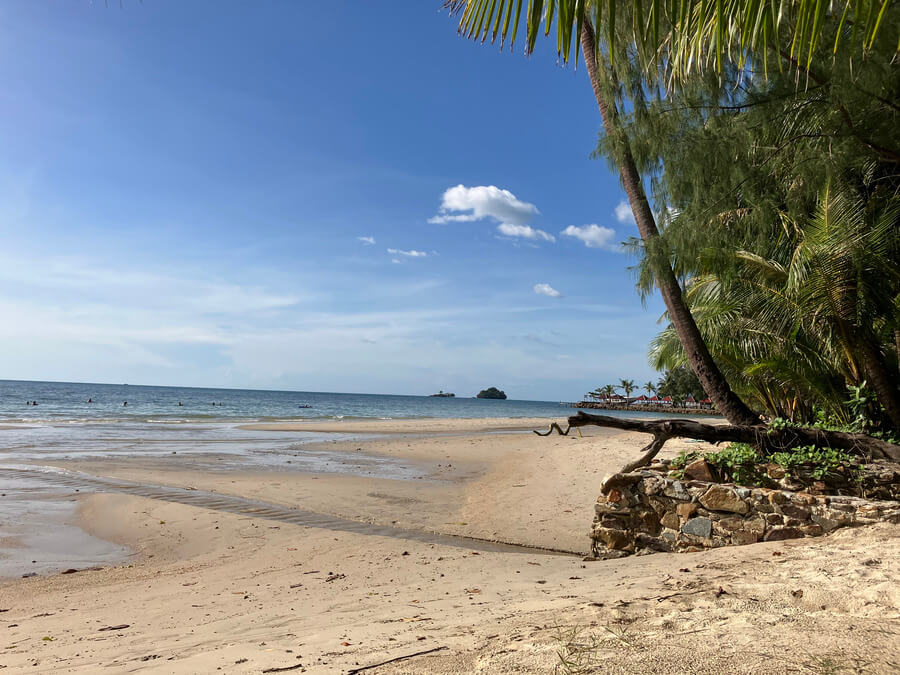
1,417 -> 898,672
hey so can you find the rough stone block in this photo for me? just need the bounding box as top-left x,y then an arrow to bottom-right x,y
635,508 -> 661,535
764,513 -> 784,525
700,485 -> 750,514
731,530 -> 759,545
681,517 -> 713,538
713,516 -> 745,535
683,458 -> 715,482
593,526 -> 633,551
764,526 -> 803,542
744,516 -> 766,535
660,511 -> 679,530
634,533 -> 672,552
780,503 -> 811,520
768,491 -> 789,505
663,481 -> 691,501
676,502 -> 698,520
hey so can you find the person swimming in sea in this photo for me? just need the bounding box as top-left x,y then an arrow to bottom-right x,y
123,401 -> 128,406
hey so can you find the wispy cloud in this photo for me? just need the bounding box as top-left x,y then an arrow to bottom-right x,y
498,223 -> 555,242
387,248 -> 428,258
357,235 -> 376,245
614,201 -> 635,224
429,184 -> 553,242
533,283 -> 561,297
561,224 -> 620,251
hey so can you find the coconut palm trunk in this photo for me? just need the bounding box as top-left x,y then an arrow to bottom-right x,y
859,339 -> 900,430
580,20 -> 759,427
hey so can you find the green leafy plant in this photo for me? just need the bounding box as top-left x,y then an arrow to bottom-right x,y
704,443 -> 766,486
770,445 -> 859,481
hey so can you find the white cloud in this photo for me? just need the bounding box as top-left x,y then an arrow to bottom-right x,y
357,236 -> 376,245
533,283 -> 561,298
429,185 -> 539,226
497,223 -> 555,242
429,184 -> 554,243
387,248 -> 428,258
561,224 -> 619,251
614,201 -> 635,224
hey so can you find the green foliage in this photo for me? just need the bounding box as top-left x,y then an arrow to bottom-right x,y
672,440 -> 860,487
656,366 -> 706,403
670,449 -> 700,469
626,15 -> 900,430
703,443 -> 766,486
769,445 -> 858,481
476,387 -> 507,399
445,1 -> 899,88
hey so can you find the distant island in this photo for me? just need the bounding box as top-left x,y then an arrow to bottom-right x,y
429,391 -> 455,397
476,387 -> 506,400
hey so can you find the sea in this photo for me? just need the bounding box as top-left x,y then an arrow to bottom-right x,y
0,379 -> 684,575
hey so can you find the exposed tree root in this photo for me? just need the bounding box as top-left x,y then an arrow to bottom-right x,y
535,411 -> 900,463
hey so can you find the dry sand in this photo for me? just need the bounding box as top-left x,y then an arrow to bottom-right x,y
1,418 -> 897,673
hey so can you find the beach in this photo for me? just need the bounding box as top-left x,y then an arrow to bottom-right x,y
1,417 -> 898,673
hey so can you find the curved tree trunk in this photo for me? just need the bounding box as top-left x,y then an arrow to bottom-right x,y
859,339 -> 900,431
580,21 -> 759,427
536,411 -> 900,462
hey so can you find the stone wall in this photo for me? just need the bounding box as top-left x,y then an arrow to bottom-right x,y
590,468 -> 900,557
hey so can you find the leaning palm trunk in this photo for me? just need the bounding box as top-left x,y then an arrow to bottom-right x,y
580,21 -> 759,427
859,340 -> 900,430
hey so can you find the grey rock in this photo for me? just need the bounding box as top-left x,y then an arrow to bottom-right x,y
681,517 -> 713,538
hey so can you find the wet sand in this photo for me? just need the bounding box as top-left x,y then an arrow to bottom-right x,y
1,417 -> 897,673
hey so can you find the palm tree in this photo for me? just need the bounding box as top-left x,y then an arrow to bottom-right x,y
644,381 -> 656,397
603,384 -> 617,402
445,2 -> 761,426
649,186 -> 900,427
618,378 -> 636,402
444,2 -> 897,87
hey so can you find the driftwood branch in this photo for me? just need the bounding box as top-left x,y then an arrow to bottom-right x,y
537,412 -> 900,462
347,646 -> 448,674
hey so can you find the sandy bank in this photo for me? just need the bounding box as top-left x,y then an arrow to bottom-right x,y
2,419 -> 897,673
238,416 -> 562,434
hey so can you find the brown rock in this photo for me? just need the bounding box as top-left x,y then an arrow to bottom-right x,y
768,491 -> 789,505
593,527 -> 633,551
764,513 -> 784,525
744,516 -> 767,535
700,485 -> 750,514
606,488 -> 623,503
599,513 -> 630,528
648,496 -> 669,517
800,524 -> 823,536
683,458 -> 715,482
731,531 -> 759,545
764,526 -> 803,542
765,463 -> 786,480
676,502 -> 698,520
780,503 -> 811,520
635,508 -> 661,535
660,511 -> 680,530
713,517 -> 745,535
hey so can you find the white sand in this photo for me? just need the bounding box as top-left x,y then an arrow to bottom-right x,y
1,418 -> 897,673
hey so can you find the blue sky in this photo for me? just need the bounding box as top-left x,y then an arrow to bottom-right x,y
0,1 -> 667,400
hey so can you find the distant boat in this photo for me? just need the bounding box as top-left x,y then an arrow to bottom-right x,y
298,404 -> 313,408
429,391 -> 455,397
